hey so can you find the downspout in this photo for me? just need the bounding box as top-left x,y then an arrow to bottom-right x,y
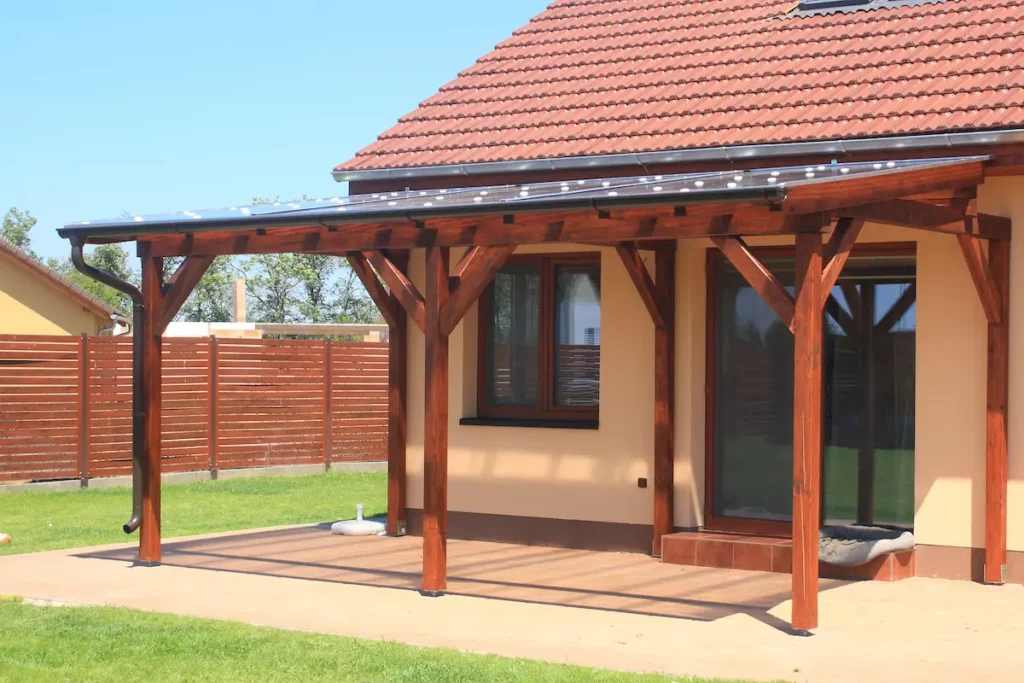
70,239 -> 145,534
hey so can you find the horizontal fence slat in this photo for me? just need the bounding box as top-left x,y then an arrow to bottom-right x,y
1,334 -> 390,483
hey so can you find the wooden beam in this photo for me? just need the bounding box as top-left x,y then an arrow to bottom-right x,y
792,232 -> 824,631
711,236 -> 795,330
957,235 -> 1002,325
422,246 -> 450,594
365,250 -> 427,333
346,252 -> 400,329
615,244 -> 666,328
440,245 -> 515,336
820,218 -> 863,306
386,252 -> 409,538
839,200 -> 1010,240
652,248 -> 675,556
141,205 -> 822,259
139,254 -> 164,565
158,256 -> 214,332
985,239 -> 1010,583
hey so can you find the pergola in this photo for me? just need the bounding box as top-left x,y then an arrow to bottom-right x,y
59,155 -> 1010,631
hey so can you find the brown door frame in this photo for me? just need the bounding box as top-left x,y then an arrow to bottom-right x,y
703,241 -> 918,537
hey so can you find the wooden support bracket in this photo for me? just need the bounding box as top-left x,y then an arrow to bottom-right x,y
365,250 -> 427,333
957,235 -> 1003,325
616,243 -> 667,328
441,245 -> 516,336
820,217 -> 863,307
346,252 -> 401,329
711,236 -> 795,330
158,256 -> 214,332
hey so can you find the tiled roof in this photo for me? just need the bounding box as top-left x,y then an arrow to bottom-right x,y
336,0 -> 1024,174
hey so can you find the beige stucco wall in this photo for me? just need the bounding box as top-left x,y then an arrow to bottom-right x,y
403,175 -> 1024,551
0,252 -> 105,335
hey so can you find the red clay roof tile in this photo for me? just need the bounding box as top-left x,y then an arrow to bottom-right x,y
337,0 -> 1024,174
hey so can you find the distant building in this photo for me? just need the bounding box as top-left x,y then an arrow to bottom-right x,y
0,237 -> 122,335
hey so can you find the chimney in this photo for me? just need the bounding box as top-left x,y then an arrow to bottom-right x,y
233,278 -> 246,322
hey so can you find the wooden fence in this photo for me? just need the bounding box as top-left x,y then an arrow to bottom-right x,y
0,335 -> 388,484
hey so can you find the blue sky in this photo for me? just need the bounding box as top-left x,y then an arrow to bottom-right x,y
0,1 -> 545,261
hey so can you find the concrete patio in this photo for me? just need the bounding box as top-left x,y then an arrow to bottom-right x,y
3,525 -> 1024,682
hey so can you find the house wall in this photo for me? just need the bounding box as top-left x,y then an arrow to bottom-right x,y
401,175 -> 1024,572
0,253 -> 106,335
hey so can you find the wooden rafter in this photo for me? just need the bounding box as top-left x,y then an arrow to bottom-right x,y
711,236 -> 795,330
615,244 -> 666,328
346,252 -> 400,329
820,218 -> 863,306
158,256 -> 214,332
364,250 -> 427,333
957,235 -> 1002,325
440,245 -> 516,336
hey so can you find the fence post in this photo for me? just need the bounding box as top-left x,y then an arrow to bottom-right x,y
78,333 -> 90,488
324,339 -> 333,470
208,335 -> 218,480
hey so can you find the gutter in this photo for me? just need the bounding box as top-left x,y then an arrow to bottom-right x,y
332,128 -> 1024,183
70,240 -> 145,535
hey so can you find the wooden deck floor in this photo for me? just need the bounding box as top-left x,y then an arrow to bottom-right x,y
84,525 -> 846,624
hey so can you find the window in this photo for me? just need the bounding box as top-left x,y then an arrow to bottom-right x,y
706,244 -> 916,533
477,253 -> 601,423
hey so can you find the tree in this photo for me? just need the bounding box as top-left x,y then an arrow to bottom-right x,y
48,244 -> 137,314
242,252 -> 303,323
1,207 -> 37,255
238,196 -> 382,325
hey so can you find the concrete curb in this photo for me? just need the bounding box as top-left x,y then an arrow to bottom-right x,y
0,461 -> 387,494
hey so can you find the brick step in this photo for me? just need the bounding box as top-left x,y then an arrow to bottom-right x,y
661,530 -> 915,582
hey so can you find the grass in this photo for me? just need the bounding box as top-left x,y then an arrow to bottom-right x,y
0,598 -> 765,683
0,471 -> 386,556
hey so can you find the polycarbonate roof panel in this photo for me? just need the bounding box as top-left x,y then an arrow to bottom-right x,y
59,157 -> 984,241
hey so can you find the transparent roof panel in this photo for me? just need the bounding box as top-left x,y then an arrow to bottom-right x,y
59,157 -> 984,240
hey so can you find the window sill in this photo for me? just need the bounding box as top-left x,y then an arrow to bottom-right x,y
458,417 -> 599,430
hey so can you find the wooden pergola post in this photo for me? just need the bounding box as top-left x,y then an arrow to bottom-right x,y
138,253 -> 164,564
616,243 -> 676,555
422,246 -> 450,593
387,253 -> 409,536
135,251 -> 214,565
791,233 -> 825,631
958,234 -> 1011,583
653,248 -> 676,555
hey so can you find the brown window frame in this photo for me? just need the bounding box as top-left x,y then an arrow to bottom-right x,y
703,241 -> 917,537
476,252 -> 601,423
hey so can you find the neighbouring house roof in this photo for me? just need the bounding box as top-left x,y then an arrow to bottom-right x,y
0,237 -> 122,319
335,0 -> 1024,180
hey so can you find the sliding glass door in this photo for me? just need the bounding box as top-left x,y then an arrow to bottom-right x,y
706,245 -> 915,533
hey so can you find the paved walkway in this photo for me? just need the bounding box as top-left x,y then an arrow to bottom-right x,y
2,526 -> 1023,683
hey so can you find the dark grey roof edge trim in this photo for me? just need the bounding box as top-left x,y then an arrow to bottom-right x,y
332,128 -> 1024,183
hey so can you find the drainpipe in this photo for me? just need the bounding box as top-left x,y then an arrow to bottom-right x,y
70,239 -> 145,534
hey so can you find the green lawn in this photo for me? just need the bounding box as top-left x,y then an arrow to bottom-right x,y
0,598 -> 765,683
0,471 -> 387,556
